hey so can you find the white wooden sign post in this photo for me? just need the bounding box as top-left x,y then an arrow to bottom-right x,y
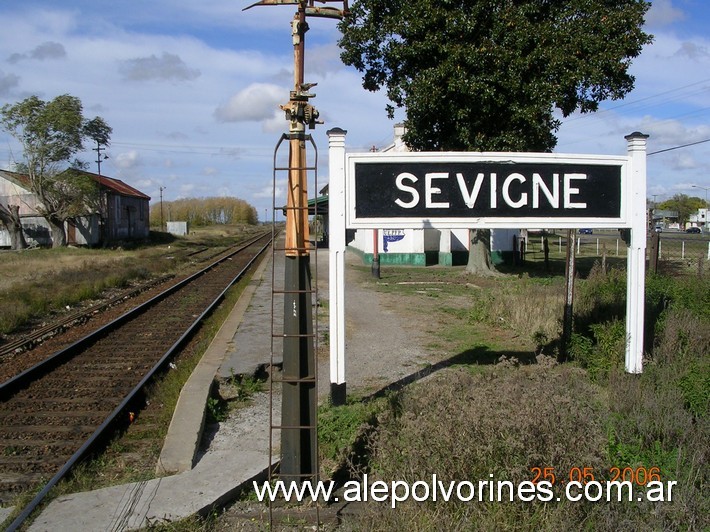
327,128 -> 648,403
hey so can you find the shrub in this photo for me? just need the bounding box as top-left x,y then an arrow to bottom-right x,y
569,319 -> 625,381
346,365 -> 610,529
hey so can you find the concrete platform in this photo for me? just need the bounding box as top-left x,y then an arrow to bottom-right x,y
217,242 -> 284,379
155,243 -> 279,476
28,444 -> 270,531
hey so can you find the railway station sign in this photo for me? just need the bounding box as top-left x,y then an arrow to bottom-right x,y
346,152 -> 631,230
330,131 -> 649,380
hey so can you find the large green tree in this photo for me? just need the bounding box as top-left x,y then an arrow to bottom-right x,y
339,0 -> 652,273
84,116 -> 112,148
658,194 -> 705,225
1,95 -> 109,247
339,0 -> 652,152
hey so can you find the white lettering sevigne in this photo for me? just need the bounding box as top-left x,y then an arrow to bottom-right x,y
393,171 -> 587,210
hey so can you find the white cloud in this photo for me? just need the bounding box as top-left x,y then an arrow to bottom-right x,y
0,70 -> 19,95
308,43 -> 345,77
119,52 -> 200,82
670,152 -> 698,170
639,117 -> 710,147
178,183 -> 196,197
263,109 -> 287,133
114,150 -> 141,169
134,178 -> 155,190
253,178 -> 286,200
674,42 -> 710,60
214,83 -> 286,123
645,0 -> 685,28
31,41 -> 66,60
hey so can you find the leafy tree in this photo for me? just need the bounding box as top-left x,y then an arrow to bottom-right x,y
84,116 -> 112,148
1,95 -> 107,247
339,0 -> 652,274
340,0 -> 652,152
151,197 -> 258,227
658,194 -> 705,225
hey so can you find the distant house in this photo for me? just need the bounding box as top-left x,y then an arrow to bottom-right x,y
0,169 -> 151,247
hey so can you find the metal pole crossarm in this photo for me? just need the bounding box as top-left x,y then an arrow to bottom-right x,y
304,6 -> 346,18
244,0 -> 348,18
243,0 -> 299,11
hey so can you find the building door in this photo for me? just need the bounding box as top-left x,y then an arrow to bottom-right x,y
67,219 -> 77,245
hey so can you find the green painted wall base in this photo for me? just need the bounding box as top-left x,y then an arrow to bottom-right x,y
438,252 -> 452,267
438,251 -> 469,266
349,246 -> 437,266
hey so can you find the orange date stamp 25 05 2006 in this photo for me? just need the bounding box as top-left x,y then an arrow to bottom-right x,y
531,466 -> 663,486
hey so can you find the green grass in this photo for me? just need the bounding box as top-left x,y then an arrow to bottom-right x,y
318,396 -> 385,478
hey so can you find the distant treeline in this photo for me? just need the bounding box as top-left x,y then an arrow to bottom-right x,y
150,197 -> 258,227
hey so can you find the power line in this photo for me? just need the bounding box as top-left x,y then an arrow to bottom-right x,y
648,137 -> 710,155
560,78 -> 710,126
110,141 -> 274,157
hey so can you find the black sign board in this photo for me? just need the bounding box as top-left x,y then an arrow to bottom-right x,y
354,161 -> 622,220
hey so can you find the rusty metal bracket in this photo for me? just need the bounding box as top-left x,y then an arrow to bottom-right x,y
244,0 -> 348,18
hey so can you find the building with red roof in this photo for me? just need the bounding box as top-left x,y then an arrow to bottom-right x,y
0,169 -> 151,247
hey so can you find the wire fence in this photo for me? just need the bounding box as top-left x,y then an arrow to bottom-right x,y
523,230 -> 710,277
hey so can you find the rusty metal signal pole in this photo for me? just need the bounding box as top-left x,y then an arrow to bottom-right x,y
244,0 -> 347,484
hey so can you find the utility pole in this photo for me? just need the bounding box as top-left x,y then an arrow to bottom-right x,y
159,186 -> 166,231
244,0 -> 348,485
93,140 -> 108,176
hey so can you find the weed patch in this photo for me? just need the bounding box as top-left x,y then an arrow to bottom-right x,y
346,365 -> 610,529
318,397 -> 384,479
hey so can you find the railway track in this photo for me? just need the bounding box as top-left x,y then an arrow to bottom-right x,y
0,231 -> 272,528
0,274 -> 174,361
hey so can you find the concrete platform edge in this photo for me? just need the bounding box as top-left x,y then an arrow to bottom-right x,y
157,249 -> 272,475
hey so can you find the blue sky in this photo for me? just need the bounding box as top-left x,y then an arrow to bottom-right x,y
0,0 -> 709,221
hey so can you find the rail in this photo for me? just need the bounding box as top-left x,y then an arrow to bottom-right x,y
2,232 -> 272,531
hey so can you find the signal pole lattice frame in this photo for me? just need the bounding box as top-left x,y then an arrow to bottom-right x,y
244,0 -> 348,490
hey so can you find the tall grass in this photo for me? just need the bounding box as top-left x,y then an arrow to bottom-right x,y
338,265 -> 708,530
0,256 -> 156,334
466,276 -> 564,344
0,225 -> 263,336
